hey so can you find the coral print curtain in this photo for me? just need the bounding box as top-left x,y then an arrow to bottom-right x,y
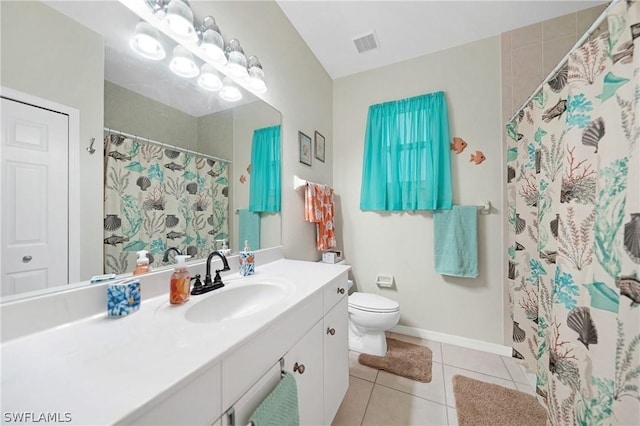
104,133 -> 229,274
506,2 -> 640,424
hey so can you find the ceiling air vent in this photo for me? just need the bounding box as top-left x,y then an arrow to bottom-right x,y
353,31 -> 379,54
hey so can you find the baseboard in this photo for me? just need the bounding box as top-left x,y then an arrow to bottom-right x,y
391,324 -> 512,357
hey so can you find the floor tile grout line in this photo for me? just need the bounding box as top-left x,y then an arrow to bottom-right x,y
359,378 -> 376,426
500,356 -> 536,386
373,381 -> 448,408
441,362 -> 512,382
500,355 -> 516,382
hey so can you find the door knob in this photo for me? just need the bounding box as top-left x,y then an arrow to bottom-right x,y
327,327 -> 336,336
293,362 -> 305,374
22,255 -> 32,263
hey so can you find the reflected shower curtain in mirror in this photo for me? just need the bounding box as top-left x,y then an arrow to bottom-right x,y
249,125 -> 281,212
103,134 -> 229,274
506,2 -> 639,424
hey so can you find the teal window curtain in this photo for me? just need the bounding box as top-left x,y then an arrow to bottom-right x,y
249,125 -> 281,212
360,91 -> 452,211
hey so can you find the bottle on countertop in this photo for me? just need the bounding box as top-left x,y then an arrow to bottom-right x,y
239,240 -> 255,276
219,239 -> 232,256
133,250 -> 151,275
170,255 -> 191,305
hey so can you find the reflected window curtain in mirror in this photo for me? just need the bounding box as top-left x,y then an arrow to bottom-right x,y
249,125 -> 281,212
360,91 -> 452,211
103,134 -> 229,273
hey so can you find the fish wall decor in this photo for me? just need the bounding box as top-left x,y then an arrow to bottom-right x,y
450,137 -> 468,154
470,150 -> 486,165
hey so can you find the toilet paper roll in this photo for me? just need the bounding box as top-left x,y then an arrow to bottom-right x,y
107,279 -> 141,317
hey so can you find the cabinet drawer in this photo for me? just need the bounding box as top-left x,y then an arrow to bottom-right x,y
222,293 -> 323,410
323,272 -> 348,314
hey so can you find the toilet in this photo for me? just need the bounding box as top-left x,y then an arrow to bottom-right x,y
348,292 -> 400,356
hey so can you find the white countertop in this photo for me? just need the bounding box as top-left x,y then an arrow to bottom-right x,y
1,259 -> 350,425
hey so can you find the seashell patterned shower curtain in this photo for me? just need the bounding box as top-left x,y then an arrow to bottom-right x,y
103,134 -> 229,274
506,1 -> 639,424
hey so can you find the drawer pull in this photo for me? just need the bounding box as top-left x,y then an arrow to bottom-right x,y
337,287 -> 345,294
293,362 -> 305,374
22,255 -> 32,263
327,327 -> 336,336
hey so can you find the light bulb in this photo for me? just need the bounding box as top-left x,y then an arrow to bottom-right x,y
164,0 -> 196,41
130,21 -> 165,60
219,77 -> 242,102
169,46 -> 199,78
197,64 -> 222,91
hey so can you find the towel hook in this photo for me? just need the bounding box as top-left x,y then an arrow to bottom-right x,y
86,137 -> 96,154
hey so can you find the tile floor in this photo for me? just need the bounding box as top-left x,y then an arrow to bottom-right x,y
332,332 -> 536,426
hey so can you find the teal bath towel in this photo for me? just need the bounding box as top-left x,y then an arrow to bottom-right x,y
238,209 -> 260,251
433,205 -> 478,278
249,372 -> 300,426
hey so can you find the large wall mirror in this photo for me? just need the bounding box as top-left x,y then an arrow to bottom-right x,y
0,0 -> 282,300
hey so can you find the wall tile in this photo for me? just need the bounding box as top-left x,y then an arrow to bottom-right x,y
512,43 -> 543,111
543,13 -> 576,42
577,4 -> 608,37
543,34 -> 577,76
512,23 -> 542,49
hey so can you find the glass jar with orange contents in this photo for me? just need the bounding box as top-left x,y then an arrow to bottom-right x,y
170,255 -> 191,305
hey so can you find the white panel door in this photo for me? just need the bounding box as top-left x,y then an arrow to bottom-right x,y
1,97 -> 69,296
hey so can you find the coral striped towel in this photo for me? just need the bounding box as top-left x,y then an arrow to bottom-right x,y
305,183 -> 336,250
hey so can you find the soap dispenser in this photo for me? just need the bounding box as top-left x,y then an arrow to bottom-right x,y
133,250 -> 151,275
239,240 -> 255,276
220,239 -> 232,257
170,255 -> 191,305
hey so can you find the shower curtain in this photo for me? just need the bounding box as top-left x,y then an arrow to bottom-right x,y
506,1 -> 639,424
104,134 -> 229,274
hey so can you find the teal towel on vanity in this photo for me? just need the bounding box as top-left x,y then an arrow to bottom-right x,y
433,205 -> 478,278
249,372 -> 300,426
239,209 -> 260,251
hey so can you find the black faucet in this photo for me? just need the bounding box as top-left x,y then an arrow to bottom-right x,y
192,251 -> 230,295
162,247 -> 182,263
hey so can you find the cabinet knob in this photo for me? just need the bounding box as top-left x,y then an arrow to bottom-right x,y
293,362 -> 305,374
327,327 -> 336,336
22,255 -> 32,263
337,287 -> 345,294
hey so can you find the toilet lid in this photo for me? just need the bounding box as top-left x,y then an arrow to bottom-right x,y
349,293 -> 399,313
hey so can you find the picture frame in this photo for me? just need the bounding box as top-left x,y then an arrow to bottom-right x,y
299,131 -> 312,166
314,131 -> 325,162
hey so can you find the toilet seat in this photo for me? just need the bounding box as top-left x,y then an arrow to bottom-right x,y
348,293 -> 399,313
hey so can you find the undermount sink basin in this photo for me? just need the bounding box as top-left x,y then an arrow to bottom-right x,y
184,278 -> 291,324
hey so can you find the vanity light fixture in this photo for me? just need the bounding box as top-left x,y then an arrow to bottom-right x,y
164,0 -> 197,41
198,16 -> 227,65
169,45 -> 199,78
219,77 -> 242,102
247,56 -> 267,93
130,21 -> 166,60
225,39 -> 249,79
198,64 -> 223,91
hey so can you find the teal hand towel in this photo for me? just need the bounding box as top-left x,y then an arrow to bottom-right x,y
239,209 -> 260,251
249,372 -> 300,426
433,205 -> 478,278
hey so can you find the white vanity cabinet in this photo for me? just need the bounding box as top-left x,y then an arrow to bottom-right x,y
323,295 -> 349,424
221,272 -> 349,426
283,321 -> 324,424
0,257 -> 351,426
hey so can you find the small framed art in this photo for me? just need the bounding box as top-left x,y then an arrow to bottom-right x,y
299,131 -> 312,166
314,131 -> 325,162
